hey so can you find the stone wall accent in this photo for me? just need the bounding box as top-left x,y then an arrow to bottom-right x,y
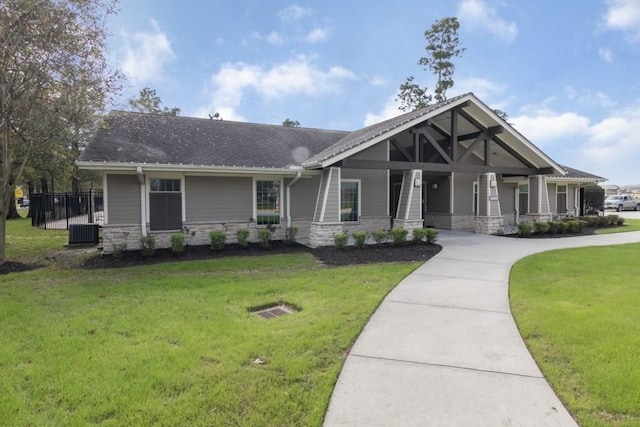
424,213 -> 452,229
519,214 -> 554,223
451,214 -> 476,230
475,216 -> 504,234
342,216 -> 391,235
308,222 -> 343,247
102,224 -> 143,253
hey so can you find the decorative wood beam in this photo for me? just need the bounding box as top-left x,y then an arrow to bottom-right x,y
418,132 -> 452,164
456,108 -> 486,132
390,138 -> 413,162
451,107 -> 458,164
457,132 -> 486,164
491,135 -> 536,169
340,158 -> 544,175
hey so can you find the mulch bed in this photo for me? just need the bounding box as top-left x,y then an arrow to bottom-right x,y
0,261 -> 41,275
81,241 -> 443,269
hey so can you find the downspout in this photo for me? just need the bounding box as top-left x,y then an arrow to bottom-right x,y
286,171 -> 303,228
137,166 -> 147,237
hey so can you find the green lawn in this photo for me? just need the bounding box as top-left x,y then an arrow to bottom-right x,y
510,243 -> 640,427
0,218 -> 420,426
595,218 -> 640,234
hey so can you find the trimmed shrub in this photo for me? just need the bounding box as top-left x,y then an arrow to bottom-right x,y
547,221 -> 560,234
566,220 -> 580,234
391,227 -> 409,246
533,221 -> 550,234
617,217 -> 625,226
517,222 -> 533,237
412,228 -> 428,244
209,230 -> 226,251
257,228 -> 272,249
425,228 -> 439,244
170,233 -> 186,255
597,215 -> 609,227
557,221 -> 569,233
372,230 -> 388,245
334,232 -> 348,249
352,231 -> 367,248
112,243 -> 126,260
139,235 -> 156,257
577,220 -> 588,232
607,215 -> 619,226
236,228 -> 250,248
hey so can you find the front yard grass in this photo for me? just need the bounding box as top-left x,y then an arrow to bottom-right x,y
0,228 -> 420,425
595,218 -> 640,234
510,243 -> 640,427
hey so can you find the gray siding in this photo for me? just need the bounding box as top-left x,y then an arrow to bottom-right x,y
342,168 -> 387,217
568,184 -> 577,210
478,175 -> 488,215
453,173 -> 475,214
351,142 -> 387,161
426,177 -> 450,213
289,175 -> 321,219
107,174 -> 140,225
409,171 -> 422,219
499,182 -> 516,215
324,168 -> 340,222
185,176 -> 252,222
313,170 -> 328,222
547,183 -> 556,212
529,176 -> 539,213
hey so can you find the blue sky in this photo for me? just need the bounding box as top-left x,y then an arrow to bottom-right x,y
107,0 -> 640,185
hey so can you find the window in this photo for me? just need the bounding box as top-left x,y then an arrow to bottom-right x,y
341,180 -> 360,222
256,180 -> 281,225
557,185 -> 567,213
518,184 -> 528,214
149,178 -> 182,231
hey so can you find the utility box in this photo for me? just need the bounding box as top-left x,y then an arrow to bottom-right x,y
69,224 -> 99,245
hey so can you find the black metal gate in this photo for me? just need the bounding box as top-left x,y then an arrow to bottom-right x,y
31,190 -> 104,230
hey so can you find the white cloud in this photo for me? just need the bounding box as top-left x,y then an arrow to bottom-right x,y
598,47 -> 614,62
604,0 -> 640,40
453,77 -> 507,100
278,4 -> 311,20
266,31 -> 284,45
303,27 -> 329,43
369,76 -> 389,86
457,0 -> 518,43
120,19 -> 175,84
195,57 -> 356,121
363,95 -> 403,127
563,86 -> 616,109
510,108 -> 591,145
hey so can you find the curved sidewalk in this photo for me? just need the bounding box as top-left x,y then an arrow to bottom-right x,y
324,230 -> 640,426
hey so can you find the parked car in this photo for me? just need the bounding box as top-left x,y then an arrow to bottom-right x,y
18,197 -> 29,207
603,195 -> 640,211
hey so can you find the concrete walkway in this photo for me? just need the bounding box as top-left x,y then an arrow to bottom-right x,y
324,230 -> 640,426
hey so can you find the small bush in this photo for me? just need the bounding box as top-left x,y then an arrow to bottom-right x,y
412,228 -> 428,244
533,221 -> 550,234
334,232 -> 348,249
112,243 -> 126,260
209,230 -> 226,251
557,221 -> 569,233
566,220 -> 580,234
517,222 -> 533,237
547,221 -> 560,234
257,228 -> 273,249
170,233 -> 186,256
391,227 -> 408,246
352,231 -> 367,248
425,228 -> 439,244
607,215 -> 619,226
577,220 -> 588,231
236,228 -> 250,248
285,227 -> 298,245
597,215 -> 609,227
582,216 -> 598,227
139,235 -> 156,257
617,217 -> 625,226
372,230 -> 388,245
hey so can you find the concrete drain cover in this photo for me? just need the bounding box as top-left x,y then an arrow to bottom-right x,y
249,303 -> 297,319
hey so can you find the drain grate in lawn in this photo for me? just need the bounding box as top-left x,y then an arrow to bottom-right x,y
249,302 -> 297,319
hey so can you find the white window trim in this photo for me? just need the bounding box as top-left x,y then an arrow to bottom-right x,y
517,183 -> 529,214
146,175 -> 185,227
340,179 -> 361,222
253,177 -> 284,226
472,181 -> 478,214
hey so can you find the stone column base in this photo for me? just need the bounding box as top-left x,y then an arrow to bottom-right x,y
308,222 -> 343,247
475,216 -> 504,235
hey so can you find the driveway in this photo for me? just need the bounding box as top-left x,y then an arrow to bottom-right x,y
324,230 -> 640,426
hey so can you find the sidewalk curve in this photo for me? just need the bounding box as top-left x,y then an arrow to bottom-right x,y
324,230 -> 640,426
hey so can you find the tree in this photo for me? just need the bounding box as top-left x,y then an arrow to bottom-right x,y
282,118 -> 300,127
0,0 -> 121,263
128,87 -> 180,116
397,17 -> 465,111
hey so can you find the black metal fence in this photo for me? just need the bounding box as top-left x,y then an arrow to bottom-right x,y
31,190 -> 104,230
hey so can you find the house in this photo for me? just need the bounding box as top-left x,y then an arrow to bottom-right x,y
77,93 -> 605,253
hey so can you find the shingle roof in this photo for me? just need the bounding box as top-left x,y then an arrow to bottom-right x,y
556,165 -> 606,181
302,93 -> 471,167
79,111 -> 349,169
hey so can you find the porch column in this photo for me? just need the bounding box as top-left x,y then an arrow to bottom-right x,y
475,172 -> 504,234
309,167 -> 343,247
528,175 -> 552,221
394,169 -> 423,238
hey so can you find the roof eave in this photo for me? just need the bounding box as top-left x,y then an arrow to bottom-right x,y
76,161 -> 305,175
